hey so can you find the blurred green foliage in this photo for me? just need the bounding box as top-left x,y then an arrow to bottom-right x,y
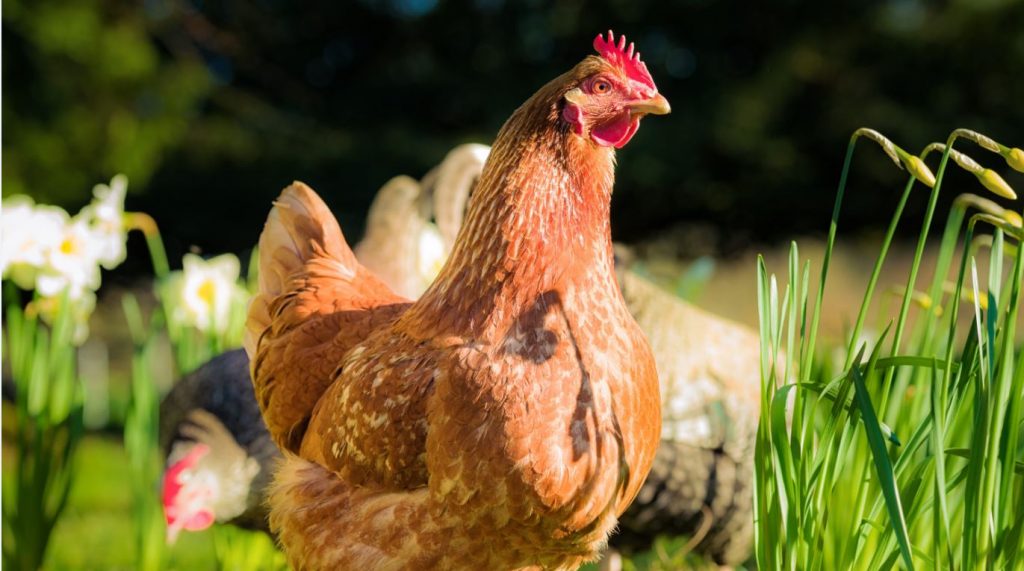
2,0 -> 212,203
3,0 -> 1023,263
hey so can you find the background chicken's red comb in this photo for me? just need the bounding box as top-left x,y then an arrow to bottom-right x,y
593,30 -> 656,93
162,443 -> 210,507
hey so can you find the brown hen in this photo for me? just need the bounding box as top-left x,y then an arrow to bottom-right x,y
412,144 -> 763,566
245,32 -> 670,570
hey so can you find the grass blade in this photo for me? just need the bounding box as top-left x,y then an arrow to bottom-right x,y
849,345 -> 915,570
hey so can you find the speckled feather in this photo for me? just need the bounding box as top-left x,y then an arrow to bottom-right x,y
248,55 -> 661,569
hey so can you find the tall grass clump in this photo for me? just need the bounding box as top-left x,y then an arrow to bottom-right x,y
3,288 -> 84,571
755,128 -> 1024,569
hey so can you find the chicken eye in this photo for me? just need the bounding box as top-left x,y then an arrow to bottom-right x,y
593,80 -> 611,94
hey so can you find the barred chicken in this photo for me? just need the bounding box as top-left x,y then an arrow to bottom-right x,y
245,31 -> 668,569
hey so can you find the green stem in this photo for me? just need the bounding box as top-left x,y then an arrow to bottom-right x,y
126,212 -> 170,279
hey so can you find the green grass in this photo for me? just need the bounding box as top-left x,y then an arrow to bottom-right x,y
578,536 -> 729,571
8,435 -> 283,570
754,128 -> 1024,570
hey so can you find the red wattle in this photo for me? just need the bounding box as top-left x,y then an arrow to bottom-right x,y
184,509 -> 215,531
591,112 -> 639,148
615,117 -> 641,149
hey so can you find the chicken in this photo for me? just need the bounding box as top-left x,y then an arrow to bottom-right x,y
159,145 -> 487,539
159,349 -> 278,541
413,144 -> 761,565
245,31 -> 669,569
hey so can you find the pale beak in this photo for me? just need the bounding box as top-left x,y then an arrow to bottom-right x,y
629,93 -> 671,116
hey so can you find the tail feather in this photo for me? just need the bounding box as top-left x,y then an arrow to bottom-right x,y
422,144 -> 491,249
245,182 -> 358,358
245,181 -> 409,454
352,175 -> 426,298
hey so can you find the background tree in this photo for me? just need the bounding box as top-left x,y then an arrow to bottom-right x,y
4,0 -> 1023,265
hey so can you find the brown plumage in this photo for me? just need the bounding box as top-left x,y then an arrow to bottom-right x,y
162,142 -> 759,564
246,33 -> 669,570
415,146 -> 761,565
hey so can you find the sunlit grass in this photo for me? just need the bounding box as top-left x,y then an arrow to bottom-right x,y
755,128 -> 1024,570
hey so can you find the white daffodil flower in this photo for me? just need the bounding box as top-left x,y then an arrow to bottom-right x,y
36,214 -> 103,299
1,196 -> 71,290
165,253 -> 245,334
81,174 -> 129,270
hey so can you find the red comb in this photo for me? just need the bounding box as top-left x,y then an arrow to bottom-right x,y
162,444 -> 210,510
593,30 -> 657,93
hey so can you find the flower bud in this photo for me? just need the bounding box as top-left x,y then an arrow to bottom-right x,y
1006,147 -> 1024,173
901,155 -> 936,187
910,291 -> 933,311
977,169 -> 1017,200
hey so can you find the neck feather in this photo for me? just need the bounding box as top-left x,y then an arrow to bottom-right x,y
412,77 -> 618,337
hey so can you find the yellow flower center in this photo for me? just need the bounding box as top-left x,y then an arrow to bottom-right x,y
60,236 -> 79,255
197,278 -> 217,306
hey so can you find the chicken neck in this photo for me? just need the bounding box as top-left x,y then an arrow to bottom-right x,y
412,75 -> 621,339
